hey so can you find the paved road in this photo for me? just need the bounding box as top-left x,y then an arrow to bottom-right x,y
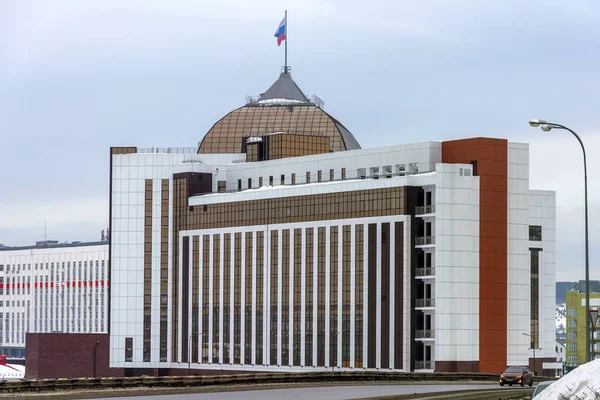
91,383 -> 521,400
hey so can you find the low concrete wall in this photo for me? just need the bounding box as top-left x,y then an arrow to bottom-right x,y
0,371 -> 554,394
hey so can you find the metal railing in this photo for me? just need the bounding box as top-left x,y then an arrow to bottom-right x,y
415,236 -> 435,245
415,329 -> 435,339
192,169 -> 437,197
416,298 -> 435,308
415,205 -> 435,215
415,267 -> 435,277
138,147 -> 197,154
415,361 -> 434,370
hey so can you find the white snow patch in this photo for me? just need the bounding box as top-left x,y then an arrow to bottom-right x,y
257,98 -> 305,105
246,137 -> 263,144
535,358 -> 600,399
556,303 -> 566,329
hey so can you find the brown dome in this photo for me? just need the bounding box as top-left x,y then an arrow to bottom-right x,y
197,73 -> 360,154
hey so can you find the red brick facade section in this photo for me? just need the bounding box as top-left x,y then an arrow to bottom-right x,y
25,333 -> 123,379
442,138 -> 508,374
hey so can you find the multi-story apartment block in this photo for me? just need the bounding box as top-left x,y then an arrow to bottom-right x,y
109,70 -> 556,375
565,281 -> 600,367
0,241 -> 109,359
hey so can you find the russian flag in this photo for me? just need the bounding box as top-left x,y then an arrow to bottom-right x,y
274,17 -> 286,46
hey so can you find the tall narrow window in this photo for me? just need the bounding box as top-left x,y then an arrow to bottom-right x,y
529,226 -> 542,241
281,174 -> 285,185
247,178 -> 252,189
530,248 -> 542,349
292,173 -> 296,185
125,338 -> 133,362
306,172 -> 311,183
238,179 -> 242,191
318,170 -> 322,182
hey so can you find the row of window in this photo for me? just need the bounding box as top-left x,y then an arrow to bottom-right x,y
234,164 -> 422,192
0,259 -> 106,273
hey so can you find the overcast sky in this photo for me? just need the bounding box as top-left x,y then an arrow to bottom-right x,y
1,0 -> 599,281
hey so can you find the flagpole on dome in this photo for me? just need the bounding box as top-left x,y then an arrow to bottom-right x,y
284,10 -> 288,74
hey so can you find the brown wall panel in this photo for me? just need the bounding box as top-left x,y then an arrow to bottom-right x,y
442,137 -> 508,374
25,333 -> 123,379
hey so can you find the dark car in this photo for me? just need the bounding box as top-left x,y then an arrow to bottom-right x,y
499,366 -> 534,386
532,380 -> 556,398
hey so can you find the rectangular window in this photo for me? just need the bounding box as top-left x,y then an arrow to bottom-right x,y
568,330 -> 577,340
269,176 -> 273,186
291,173 -> 296,185
125,337 -> 133,362
568,342 -> 577,352
383,165 -> 392,178
306,171 -> 310,183
248,178 -> 252,189
281,174 -> 285,185
259,177 -> 263,187
369,167 -> 379,178
317,170 -> 322,182
396,164 -> 405,175
568,319 -> 577,328
341,168 -> 346,180
237,179 -> 242,191
568,354 -> 577,365
568,308 -> 577,317
330,169 -> 334,181
529,226 -> 542,241
358,168 -> 366,179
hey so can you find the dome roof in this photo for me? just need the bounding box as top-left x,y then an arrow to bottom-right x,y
197,72 -> 361,154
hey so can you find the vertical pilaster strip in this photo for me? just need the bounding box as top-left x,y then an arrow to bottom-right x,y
208,234 -> 214,364
230,235 -> 235,365
192,236 -> 199,364
202,235 -> 210,363
325,226 -> 331,367
367,223 -> 377,368
252,232 -> 257,365
181,236 -> 190,363
301,228 -> 307,366
223,233 -> 231,364
394,222 -> 404,369
293,228 -> 302,366
240,232 -> 246,364
143,179 -> 152,362
380,222 -> 390,369
342,225 -> 351,367
350,224 -> 356,368
159,179 -> 169,362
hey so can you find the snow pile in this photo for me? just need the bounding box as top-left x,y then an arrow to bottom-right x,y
535,358 -> 600,399
555,303 -> 566,329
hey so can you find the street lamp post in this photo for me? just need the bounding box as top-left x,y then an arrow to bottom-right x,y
188,333 -> 201,375
522,332 -> 540,375
331,331 -> 340,372
529,119 -> 591,363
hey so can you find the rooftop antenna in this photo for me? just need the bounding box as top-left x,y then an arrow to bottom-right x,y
275,10 -> 290,74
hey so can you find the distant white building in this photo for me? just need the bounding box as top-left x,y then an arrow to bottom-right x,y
0,241 -> 109,359
556,339 -> 565,363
